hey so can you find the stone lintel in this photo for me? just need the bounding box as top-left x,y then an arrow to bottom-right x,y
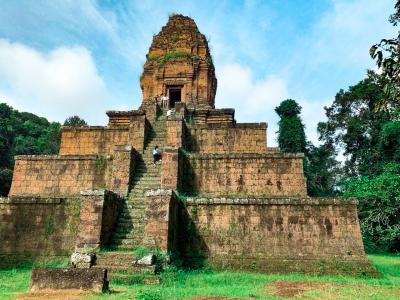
186,197 -> 358,206
62,126 -> 129,131
187,108 -> 235,115
106,110 -> 144,117
186,153 -> 305,159
14,155 -> 104,161
189,122 -> 267,129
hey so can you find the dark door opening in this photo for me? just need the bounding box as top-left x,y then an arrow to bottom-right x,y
168,87 -> 181,108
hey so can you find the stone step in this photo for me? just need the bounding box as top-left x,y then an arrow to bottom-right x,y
110,231 -> 143,240
117,215 -> 144,223
115,218 -> 144,226
96,252 -> 133,262
112,228 -> 141,237
130,184 -> 160,189
130,185 -> 159,190
113,222 -> 143,231
109,238 -> 144,248
134,167 -> 161,173
124,204 -> 145,209
132,178 -> 160,183
136,170 -> 161,173
125,198 -> 146,202
93,265 -> 156,274
116,209 -> 143,217
115,214 -> 144,222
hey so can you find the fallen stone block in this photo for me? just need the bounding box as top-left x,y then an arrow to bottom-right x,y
29,267 -> 108,292
70,252 -> 95,268
134,254 -> 155,266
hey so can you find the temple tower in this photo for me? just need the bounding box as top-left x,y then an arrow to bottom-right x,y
140,14 -> 217,109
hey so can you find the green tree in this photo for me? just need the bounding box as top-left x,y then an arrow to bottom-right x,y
0,103 -> 61,196
340,163 -> 400,252
320,71 -> 390,176
370,0 -> 400,116
63,115 -> 87,127
275,99 -> 306,153
305,140 -> 339,197
275,99 -> 338,196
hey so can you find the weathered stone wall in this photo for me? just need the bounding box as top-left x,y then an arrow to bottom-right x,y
60,115 -> 146,155
143,190 -> 181,251
10,146 -> 134,197
108,145 -> 136,197
166,119 -> 184,147
60,127 -> 129,155
9,155 -> 108,197
180,197 -> 373,274
161,147 -> 180,189
0,197 -> 80,256
185,123 -> 267,153
76,189 -> 120,250
181,153 -> 307,197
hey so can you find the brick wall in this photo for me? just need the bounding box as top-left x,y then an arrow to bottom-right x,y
179,197 -> 374,274
143,190 -> 181,251
76,189 -> 120,250
10,146 -> 134,198
108,145 -> 135,197
161,147 -> 180,189
60,127 -> 129,155
0,197 -> 80,256
185,123 -> 267,153
60,115 -> 146,155
166,119 -> 184,147
9,155 -> 108,197
181,153 -> 307,197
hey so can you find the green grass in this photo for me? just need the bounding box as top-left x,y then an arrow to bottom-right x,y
1,255 -> 399,299
0,260 -> 68,300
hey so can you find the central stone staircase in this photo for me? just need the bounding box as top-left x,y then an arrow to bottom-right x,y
94,116 -> 167,274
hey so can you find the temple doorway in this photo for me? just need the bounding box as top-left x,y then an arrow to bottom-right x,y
168,86 -> 182,108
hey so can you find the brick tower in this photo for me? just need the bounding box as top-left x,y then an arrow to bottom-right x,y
140,14 -> 217,109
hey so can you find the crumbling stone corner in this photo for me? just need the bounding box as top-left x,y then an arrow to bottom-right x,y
143,189 -> 180,252
108,145 -> 135,197
76,189 -> 121,251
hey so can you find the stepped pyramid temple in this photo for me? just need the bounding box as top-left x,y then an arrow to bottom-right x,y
1,15 -> 374,276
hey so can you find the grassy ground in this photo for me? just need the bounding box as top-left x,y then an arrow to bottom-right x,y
1,254 -> 399,300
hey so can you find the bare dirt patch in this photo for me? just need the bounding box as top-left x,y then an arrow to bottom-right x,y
16,289 -> 88,300
270,281 -> 336,298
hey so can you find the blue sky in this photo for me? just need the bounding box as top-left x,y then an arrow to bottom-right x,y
0,0 -> 396,146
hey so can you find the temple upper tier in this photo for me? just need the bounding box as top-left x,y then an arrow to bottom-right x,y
140,14 -> 217,109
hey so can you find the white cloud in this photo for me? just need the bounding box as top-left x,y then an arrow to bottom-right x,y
216,63 -> 332,147
0,39 -> 109,124
298,98 -> 332,146
308,0 -> 395,69
216,63 -> 289,146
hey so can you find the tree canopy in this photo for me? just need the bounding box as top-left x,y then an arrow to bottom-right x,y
63,115 -> 87,127
0,103 -> 61,195
275,99 -> 306,153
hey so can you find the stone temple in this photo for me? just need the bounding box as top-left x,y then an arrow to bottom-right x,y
0,15 -> 374,275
